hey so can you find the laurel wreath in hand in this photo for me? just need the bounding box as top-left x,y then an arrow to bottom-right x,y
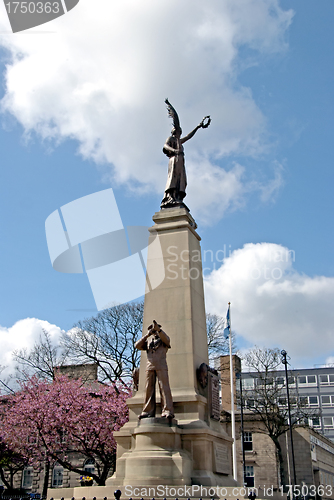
201,116 -> 211,129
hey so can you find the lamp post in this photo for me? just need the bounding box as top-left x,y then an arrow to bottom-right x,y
281,350 -> 297,490
236,371 -> 246,487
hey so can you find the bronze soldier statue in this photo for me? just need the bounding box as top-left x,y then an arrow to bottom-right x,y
135,320 -> 174,419
161,98 -> 211,209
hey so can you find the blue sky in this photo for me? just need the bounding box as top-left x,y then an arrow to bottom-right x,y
0,0 -> 333,376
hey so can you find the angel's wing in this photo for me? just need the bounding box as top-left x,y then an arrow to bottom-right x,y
165,98 -> 181,132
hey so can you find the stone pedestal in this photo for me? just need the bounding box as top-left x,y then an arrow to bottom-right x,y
109,207 -> 236,488
113,418 -> 192,486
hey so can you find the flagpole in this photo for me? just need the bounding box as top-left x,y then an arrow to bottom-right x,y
228,302 -> 237,482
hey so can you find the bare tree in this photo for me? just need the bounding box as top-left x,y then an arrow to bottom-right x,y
0,365 -> 15,396
12,304 -> 229,386
12,329 -> 69,383
206,313 -> 237,364
61,301 -> 144,385
240,347 -> 320,486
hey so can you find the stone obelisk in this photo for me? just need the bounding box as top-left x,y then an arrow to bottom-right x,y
110,205 -> 235,487
109,100 -> 235,488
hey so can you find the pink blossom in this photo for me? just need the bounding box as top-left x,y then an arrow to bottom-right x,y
0,375 -> 131,485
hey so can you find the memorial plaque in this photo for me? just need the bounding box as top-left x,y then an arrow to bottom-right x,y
209,372 -> 220,420
213,442 -> 231,474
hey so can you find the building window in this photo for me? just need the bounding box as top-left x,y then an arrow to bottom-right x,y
308,396 -> 319,406
321,395 -> 334,406
254,398 -> 265,408
278,376 -> 295,386
243,432 -> 253,451
255,378 -> 266,388
276,375 -> 296,386
323,417 -> 334,428
55,429 -> 66,444
52,464 -> 64,488
319,374 -> 334,385
289,396 -> 298,407
245,465 -> 255,487
22,467 -> 33,490
298,375 -> 317,386
84,458 -> 95,476
243,378 -> 254,390
309,417 -> 321,428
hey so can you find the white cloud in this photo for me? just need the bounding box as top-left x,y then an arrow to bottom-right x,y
0,318 -> 64,385
325,357 -> 334,366
256,161 -> 285,203
204,243 -> 334,366
186,161 -> 246,225
0,0 -> 293,222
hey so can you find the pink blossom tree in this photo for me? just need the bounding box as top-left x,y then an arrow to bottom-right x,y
0,436 -> 28,490
0,375 -> 130,491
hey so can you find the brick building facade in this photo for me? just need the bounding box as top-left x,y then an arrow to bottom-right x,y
221,355 -> 334,495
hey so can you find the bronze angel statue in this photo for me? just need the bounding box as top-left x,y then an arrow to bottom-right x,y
161,98 -> 211,209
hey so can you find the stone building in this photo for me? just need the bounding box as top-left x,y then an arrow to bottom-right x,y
221,355 -> 334,495
8,455 -> 97,493
241,365 -> 334,443
224,412 -> 334,495
280,426 -> 334,493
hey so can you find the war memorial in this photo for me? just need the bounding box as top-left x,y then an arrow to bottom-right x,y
49,101 -> 238,499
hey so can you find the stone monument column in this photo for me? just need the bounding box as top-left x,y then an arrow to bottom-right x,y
137,207 -> 209,421
110,206 -> 235,487
108,101 -> 235,488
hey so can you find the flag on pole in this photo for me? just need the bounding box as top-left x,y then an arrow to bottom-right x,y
224,304 -> 230,338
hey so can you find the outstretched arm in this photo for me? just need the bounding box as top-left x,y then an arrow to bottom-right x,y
180,125 -> 201,144
181,116 -> 211,144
